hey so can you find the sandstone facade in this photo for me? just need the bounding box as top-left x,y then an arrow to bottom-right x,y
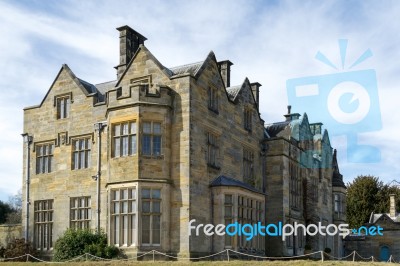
22,25 -> 345,258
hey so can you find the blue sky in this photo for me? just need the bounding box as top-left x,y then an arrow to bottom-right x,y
0,0 -> 399,201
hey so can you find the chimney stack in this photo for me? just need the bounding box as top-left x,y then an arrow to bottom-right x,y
250,82 -> 262,110
217,60 -> 233,88
390,194 -> 396,218
310,122 -> 323,135
115,25 -> 147,79
284,105 -> 300,121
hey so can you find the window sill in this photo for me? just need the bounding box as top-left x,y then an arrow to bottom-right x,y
142,154 -> 164,160
112,154 -> 138,159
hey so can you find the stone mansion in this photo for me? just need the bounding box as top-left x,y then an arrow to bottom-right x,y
22,25 -> 346,258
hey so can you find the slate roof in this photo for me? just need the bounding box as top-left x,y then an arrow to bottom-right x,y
265,121 -> 289,138
210,175 -> 264,194
226,85 -> 241,101
78,78 -> 98,94
168,61 -> 204,77
95,80 -> 117,95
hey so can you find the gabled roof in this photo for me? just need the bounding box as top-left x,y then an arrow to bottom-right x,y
225,78 -> 255,103
24,64 -> 101,110
116,45 -> 173,87
210,175 -> 264,195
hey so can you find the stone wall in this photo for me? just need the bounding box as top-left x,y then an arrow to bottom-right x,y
0,224 -> 22,247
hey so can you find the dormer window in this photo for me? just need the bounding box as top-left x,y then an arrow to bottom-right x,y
56,95 -> 70,119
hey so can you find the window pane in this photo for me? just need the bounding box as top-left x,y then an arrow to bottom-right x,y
114,216 -> 120,245
151,189 -> 160,199
143,136 -> 151,155
153,136 -> 161,155
114,138 -> 120,157
114,202 -> 120,214
143,122 -> 151,134
225,206 -> 232,217
115,190 -> 120,201
130,136 -> 136,155
152,202 -> 160,213
122,123 -> 129,135
130,122 -> 136,134
153,123 -> 161,134
73,153 -> 78,170
141,215 -> 150,244
142,201 -> 150,213
142,189 -> 150,199
122,136 -> 128,156
152,215 -> 161,244
121,189 -> 127,199
114,125 -> 121,136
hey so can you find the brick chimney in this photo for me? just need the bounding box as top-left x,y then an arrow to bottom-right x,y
250,82 -> 262,110
115,25 -> 147,79
217,60 -> 233,88
390,194 -> 396,217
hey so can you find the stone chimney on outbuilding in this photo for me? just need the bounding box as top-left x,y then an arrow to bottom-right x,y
217,60 -> 233,88
115,25 -> 147,79
390,194 -> 397,218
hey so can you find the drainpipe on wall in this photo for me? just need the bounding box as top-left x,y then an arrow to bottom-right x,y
261,140 -> 268,256
93,122 -> 107,233
21,133 -> 33,243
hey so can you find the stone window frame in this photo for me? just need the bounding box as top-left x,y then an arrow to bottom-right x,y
289,162 -> 301,209
140,188 -> 162,247
70,196 -> 91,229
110,187 -> 137,247
216,189 -> 265,252
224,194 -> 233,247
54,93 -> 72,120
35,142 -> 55,175
141,121 -> 162,157
34,199 -> 53,251
112,121 -> 137,158
71,137 -> 91,170
244,108 -> 252,132
208,86 -> 219,114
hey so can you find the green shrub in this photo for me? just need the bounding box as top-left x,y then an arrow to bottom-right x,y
53,229 -> 121,261
3,238 -> 37,261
